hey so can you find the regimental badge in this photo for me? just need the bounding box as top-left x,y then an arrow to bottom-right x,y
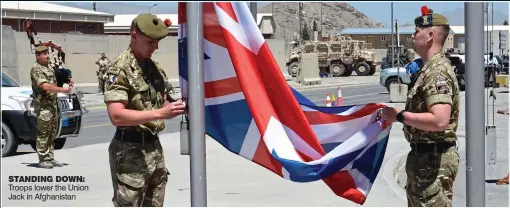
422,16 -> 429,26
435,74 -> 449,94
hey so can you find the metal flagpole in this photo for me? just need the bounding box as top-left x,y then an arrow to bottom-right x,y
187,2 -> 207,207
391,2 -> 394,67
465,2 -> 486,206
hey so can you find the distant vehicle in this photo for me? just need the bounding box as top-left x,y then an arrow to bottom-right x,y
379,65 -> 411,92
379,56 -> 467,92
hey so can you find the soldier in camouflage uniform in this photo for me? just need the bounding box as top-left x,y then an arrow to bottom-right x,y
96,53 -> 111,93
30,45 -> 73,169
103,13 -> 186,207
382,7 -> 460,207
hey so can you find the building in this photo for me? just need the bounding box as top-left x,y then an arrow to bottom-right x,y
1,1 -> 114,34
450,25 -> 509,55
104,13 -> 277,38
333,27 -> 455,50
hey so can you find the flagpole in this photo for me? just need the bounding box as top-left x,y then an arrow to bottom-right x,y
465,2 -> 486,206
187,2 -> 207,207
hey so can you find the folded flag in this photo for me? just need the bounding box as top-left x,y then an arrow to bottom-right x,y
178,2 -> 392,205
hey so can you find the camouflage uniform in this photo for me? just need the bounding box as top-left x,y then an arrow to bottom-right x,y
96,54 -> 110,93
103,13 -> 173,207
402,9 -> 460,207
30,46 -> 61,168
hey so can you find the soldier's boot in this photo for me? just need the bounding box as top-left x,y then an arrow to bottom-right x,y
39,161 -> 54,169
50,160 -> 65,167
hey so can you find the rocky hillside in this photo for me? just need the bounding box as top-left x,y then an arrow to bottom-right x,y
258,2 -> 384,40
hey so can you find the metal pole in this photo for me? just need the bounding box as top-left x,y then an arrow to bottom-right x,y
465,2 -> 486,206
391,2 -> 394,67
250,2 -> 257,23
396,19 -> 400,83
187,2 -> 207,207
485,2 -> 489,125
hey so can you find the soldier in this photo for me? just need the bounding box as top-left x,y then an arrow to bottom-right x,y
30,45 -> 72,169
103,14 -> 186,207
95,53 -> 111,93
382,7 -> 460,207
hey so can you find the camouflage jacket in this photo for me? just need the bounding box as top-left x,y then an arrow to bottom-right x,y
103,47 -> 173,134
96,58 -> 110,71
404,52 -> 460,143
30,62 -> 58,113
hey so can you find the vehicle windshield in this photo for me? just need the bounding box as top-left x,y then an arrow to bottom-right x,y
2,72 -> 20,87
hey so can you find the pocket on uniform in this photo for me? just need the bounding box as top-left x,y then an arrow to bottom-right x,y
38,110 -> 53,122
117,173 -> 146,189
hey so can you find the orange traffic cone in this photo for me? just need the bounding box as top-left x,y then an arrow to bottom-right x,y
497,174 -> 509,185
336,86 -> 343,106
326,94 -> 332,107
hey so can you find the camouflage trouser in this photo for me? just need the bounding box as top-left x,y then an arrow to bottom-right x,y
36,109 -> 58,162
97,70 -> 105,93
108,137 -> 169,207
405,147 -> 460,207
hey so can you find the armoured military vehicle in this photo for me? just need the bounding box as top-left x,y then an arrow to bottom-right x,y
385,45 -> 415,68
285,37 -> 377,77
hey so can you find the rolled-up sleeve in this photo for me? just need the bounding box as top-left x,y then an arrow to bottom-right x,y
422,69 -> 454,107
31,67 -> 50,87
104,67 -> 129,103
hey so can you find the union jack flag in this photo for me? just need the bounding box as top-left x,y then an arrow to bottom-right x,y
178,2 -> 392,205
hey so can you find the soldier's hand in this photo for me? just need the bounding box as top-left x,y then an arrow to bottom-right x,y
159,100 -> 186,119
381,107 -> 399,123
62,87 -> 73,93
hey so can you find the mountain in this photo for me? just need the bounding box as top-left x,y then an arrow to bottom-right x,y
50,2 -> 384,40
258,2 -> 384,40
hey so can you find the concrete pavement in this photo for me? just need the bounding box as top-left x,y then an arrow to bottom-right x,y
2,129 -> 409,207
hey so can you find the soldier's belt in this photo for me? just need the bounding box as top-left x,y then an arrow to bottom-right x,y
410,142 -> 455,154
114,129 -> 159,143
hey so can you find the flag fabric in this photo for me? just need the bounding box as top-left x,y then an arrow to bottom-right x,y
178,2 -> 392,205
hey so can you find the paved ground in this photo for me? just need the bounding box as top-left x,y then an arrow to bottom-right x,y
392,88 -> 509,207
13,83 -> 390,154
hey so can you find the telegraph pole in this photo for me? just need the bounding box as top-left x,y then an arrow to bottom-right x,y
465,2 -> 486,207
187,2 -> 207,207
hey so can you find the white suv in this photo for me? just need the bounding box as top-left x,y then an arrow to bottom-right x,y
1,72 -> 86,157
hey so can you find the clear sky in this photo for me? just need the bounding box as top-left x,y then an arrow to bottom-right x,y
346,1 -> 509,26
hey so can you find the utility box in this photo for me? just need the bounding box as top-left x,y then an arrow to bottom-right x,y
389,84 -> 408,103
297,53 -> 322,86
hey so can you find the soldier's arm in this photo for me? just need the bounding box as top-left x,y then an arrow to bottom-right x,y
31,67 -> 69,93
104,67 -> 184,126
401,70 -> 453,131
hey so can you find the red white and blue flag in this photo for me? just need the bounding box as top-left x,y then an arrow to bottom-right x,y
178,2 -> 392,205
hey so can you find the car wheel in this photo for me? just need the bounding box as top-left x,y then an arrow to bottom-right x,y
2,121 -> 18,157
385,77 -> 399,92
30,138 -> 67,151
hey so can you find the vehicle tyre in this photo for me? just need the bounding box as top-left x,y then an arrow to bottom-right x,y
2,121 -> 18,157
30,138 -> 67,151
369,66 -> 377,75
329,63 -> 345,77
355,62 -> 371,76
385,77 -> 400,92
342,67 -> 353,77
287,62 -> 299,77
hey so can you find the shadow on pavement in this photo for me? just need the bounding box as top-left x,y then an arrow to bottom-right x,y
21,162 -> 70,168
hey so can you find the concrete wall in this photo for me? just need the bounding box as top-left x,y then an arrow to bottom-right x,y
6,31 -> 287,85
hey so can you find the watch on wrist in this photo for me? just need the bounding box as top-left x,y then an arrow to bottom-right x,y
396,110 -> 406,123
